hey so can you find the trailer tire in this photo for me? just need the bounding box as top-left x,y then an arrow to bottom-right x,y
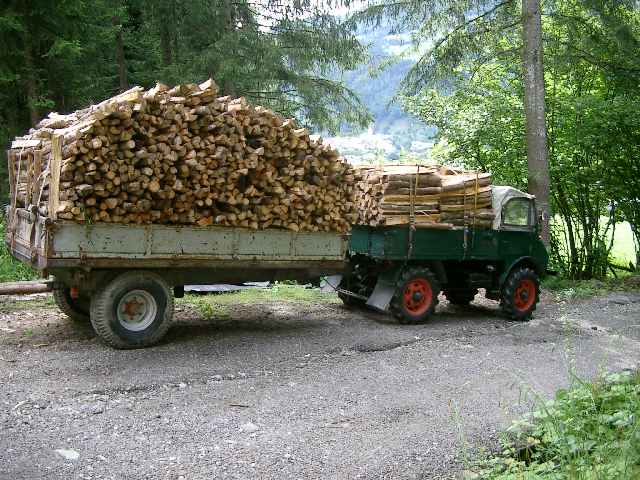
90,271 -> 174,349
53,288 -> 90,322
390,268 -> 440,324
444,289 -> 477,306
501,267 -> 540,321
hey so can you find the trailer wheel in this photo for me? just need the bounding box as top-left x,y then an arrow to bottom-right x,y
444,289 -> 477,306
501,267 -> 540,321
90,271 -> 174,349
390,268 -> 440,324
53,288 -> 90,322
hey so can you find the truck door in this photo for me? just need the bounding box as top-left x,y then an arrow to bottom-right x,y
497,198 -> 537,257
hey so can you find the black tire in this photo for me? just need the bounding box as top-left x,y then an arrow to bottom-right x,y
444,289 -> 477,306
90,271 -> 174,349
53,288 -> 90,322
501,267 -> 540,321
390,267 -> 440,324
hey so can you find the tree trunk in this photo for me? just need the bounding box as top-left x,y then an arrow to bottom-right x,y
24,31 -> 39,126
114,18 -> 128,92
158,1 -> 173,67
522,0 -> 551,246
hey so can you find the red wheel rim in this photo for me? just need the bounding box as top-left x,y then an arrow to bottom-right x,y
514,279 -> 536,312
402,278 -> 433,315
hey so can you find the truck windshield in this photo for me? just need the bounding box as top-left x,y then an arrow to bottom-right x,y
502,198 -> 533,228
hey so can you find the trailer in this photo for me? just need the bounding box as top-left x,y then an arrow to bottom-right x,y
4,207 -> 346,348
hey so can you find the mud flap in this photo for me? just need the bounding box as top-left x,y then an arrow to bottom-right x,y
365,264 -> 405,312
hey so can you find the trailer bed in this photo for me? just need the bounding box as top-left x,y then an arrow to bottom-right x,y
5,208 -> 346,273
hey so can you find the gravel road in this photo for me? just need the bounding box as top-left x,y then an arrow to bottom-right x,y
1,289 -> 639,480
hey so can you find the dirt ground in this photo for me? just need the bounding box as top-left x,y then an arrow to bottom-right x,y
1,289 -> 639,480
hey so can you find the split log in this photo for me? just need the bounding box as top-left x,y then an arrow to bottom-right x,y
353,164 -> 495,229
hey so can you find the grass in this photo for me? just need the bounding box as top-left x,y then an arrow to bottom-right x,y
609,222 -> 636,266
176,283 -> 340,319
471,371 -> 640,480
0,297 -> 55,314
0,218 -> 38,283
542,275 -> 639,300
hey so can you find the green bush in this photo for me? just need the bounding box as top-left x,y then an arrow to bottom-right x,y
0,216 -> 37,283
475,371 -> 640,479
542,275 -> 637,299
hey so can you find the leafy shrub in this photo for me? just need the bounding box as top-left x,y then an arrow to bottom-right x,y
476,371 -> 640,479
0,216 -> 37,282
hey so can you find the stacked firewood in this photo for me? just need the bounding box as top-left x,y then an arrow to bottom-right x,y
8,80 -> 357,233
354,164 -> 494,228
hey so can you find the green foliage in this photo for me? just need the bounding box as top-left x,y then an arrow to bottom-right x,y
0,217 -> 37,282
474,371 -> 640,479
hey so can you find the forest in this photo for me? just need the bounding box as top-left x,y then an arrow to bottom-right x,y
1,0 -> 639,280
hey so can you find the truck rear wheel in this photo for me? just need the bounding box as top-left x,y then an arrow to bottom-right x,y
390,268 -> 440,324
53,287 -> 90,322
90,271 -> 174,349
501,267 -> 540,321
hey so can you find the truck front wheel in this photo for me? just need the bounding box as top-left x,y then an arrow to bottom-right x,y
90,271 -> 174,349
501,267 -> 540,321
390,268 -> 440,324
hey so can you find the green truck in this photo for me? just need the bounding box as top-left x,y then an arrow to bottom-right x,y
333,186 -> 548,324
3,185 -> 547,349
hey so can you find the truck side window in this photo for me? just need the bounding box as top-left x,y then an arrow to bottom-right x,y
502,198 -> 532,228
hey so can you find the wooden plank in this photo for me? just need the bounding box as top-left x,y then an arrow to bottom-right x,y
7,151 -> 16,209
48,135 -> 62,220
31,150 -> 42,205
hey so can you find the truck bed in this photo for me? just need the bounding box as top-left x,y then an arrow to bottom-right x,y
5,208 -> 346,275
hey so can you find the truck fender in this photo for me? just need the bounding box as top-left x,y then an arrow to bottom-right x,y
499,256 -> 542,285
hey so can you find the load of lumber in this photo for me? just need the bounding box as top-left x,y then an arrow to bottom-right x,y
354,164 -> 494,228
7,80 -> 357,233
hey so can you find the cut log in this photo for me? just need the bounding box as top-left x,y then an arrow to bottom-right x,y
8,79 -> 357,234
353,164 -> 495,229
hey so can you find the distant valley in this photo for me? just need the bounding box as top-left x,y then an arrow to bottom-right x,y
325,25 -> 435,164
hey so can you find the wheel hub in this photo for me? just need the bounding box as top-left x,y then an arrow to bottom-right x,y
403,278 -> 433,315
117,290 -> 157,332
514,279 -> 536,312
